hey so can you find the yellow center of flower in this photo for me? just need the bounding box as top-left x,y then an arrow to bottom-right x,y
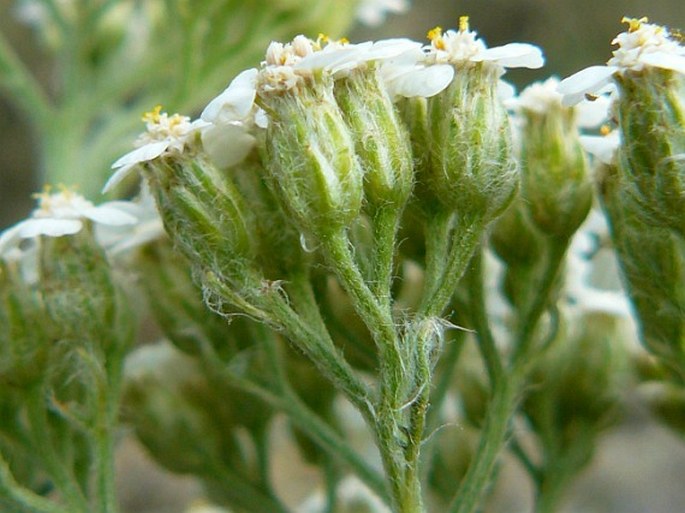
32,184 -> 76,204
315,33 -> 349,49
459,16 -> 470,33
427,26 -> 445,49
31,184 -> 85,216
142,105 -> 163,124
622,16 -> 649,33
600,125 -> 612,136
316,33 -> 329,49
141,105 -> 187,131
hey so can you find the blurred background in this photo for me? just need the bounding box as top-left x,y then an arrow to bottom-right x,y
2,1 -> 685,512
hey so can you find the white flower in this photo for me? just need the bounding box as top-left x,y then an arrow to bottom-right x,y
0,187 -> 137,258
579,128 -> 622,165
378,45 -> 454,99
103,106 -> 206,193
507,76 -> 612,127
200,68 -> 266,168
356,0 -> 409,26
558,17 -> 685,106
565,209 -> 631,317
424,17 -> 544,71
292,39 -> 373,78
257,35 -> 438,94
95,184 -> 165,256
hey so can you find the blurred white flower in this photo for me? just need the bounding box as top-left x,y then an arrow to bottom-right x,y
96,184 -> 165,256
565,209 -> 631,317
0,187 -> 137,257
558,17 -> 685,105
507,76 -> 611,128
356,0 -> 410,26
579,128 -> 622,165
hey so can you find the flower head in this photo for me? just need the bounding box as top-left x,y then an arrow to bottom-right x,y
104,106 -> 206,193
558,17 -> 685,105
508,76 -> 612,128
0,186 -> 137,258
257,34 -> 435,95
424,16 -> 544,71
200,68 -> 266,168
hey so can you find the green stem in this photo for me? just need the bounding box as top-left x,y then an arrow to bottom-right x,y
370,204 -> 401,309
322,231 -> 421,512
322,230 -> 398,351
261,290 -> 375,422
94,351 -> 124,513
420,210 -> 453,310
535,472 -> 569,513
466,250 -> 504,386
202,350 -> 388,502
322,455 -> 340,513
513,239 -> 569,364
450,237 -> 570,513
447,368 -> 525,513
510,436 -> 541,483
0,452 -> 71,513
420,214 -> 485,317
205,462 -> 292,513
25,388 -> 89,513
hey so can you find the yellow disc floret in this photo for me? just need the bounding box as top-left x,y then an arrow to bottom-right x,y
427,26 -> 445,50
622,16 -> 649,33
459,16 -> 470,33
142,105 -> 163,124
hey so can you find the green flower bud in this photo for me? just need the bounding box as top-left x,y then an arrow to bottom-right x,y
598,163 -> 685,374
258,75 -> 364,239
523,313 -> 625,472
0,260 -> 50,387
426,63 -> 518,221
39,229 -> 119,339
230,156 -> 307,279
514,79 -> 593,239
490,203 -> 544,267
615,67 -> 685,235
557,18 -> 685,235
144,152 -> 261,289
335,65 -> 414,209
136,240 -> 243,360
123,343 -> 240,476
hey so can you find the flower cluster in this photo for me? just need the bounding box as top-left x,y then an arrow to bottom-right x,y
0,186 -> 137,259
558,16 -> 685,105
3,13 -> 683,513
